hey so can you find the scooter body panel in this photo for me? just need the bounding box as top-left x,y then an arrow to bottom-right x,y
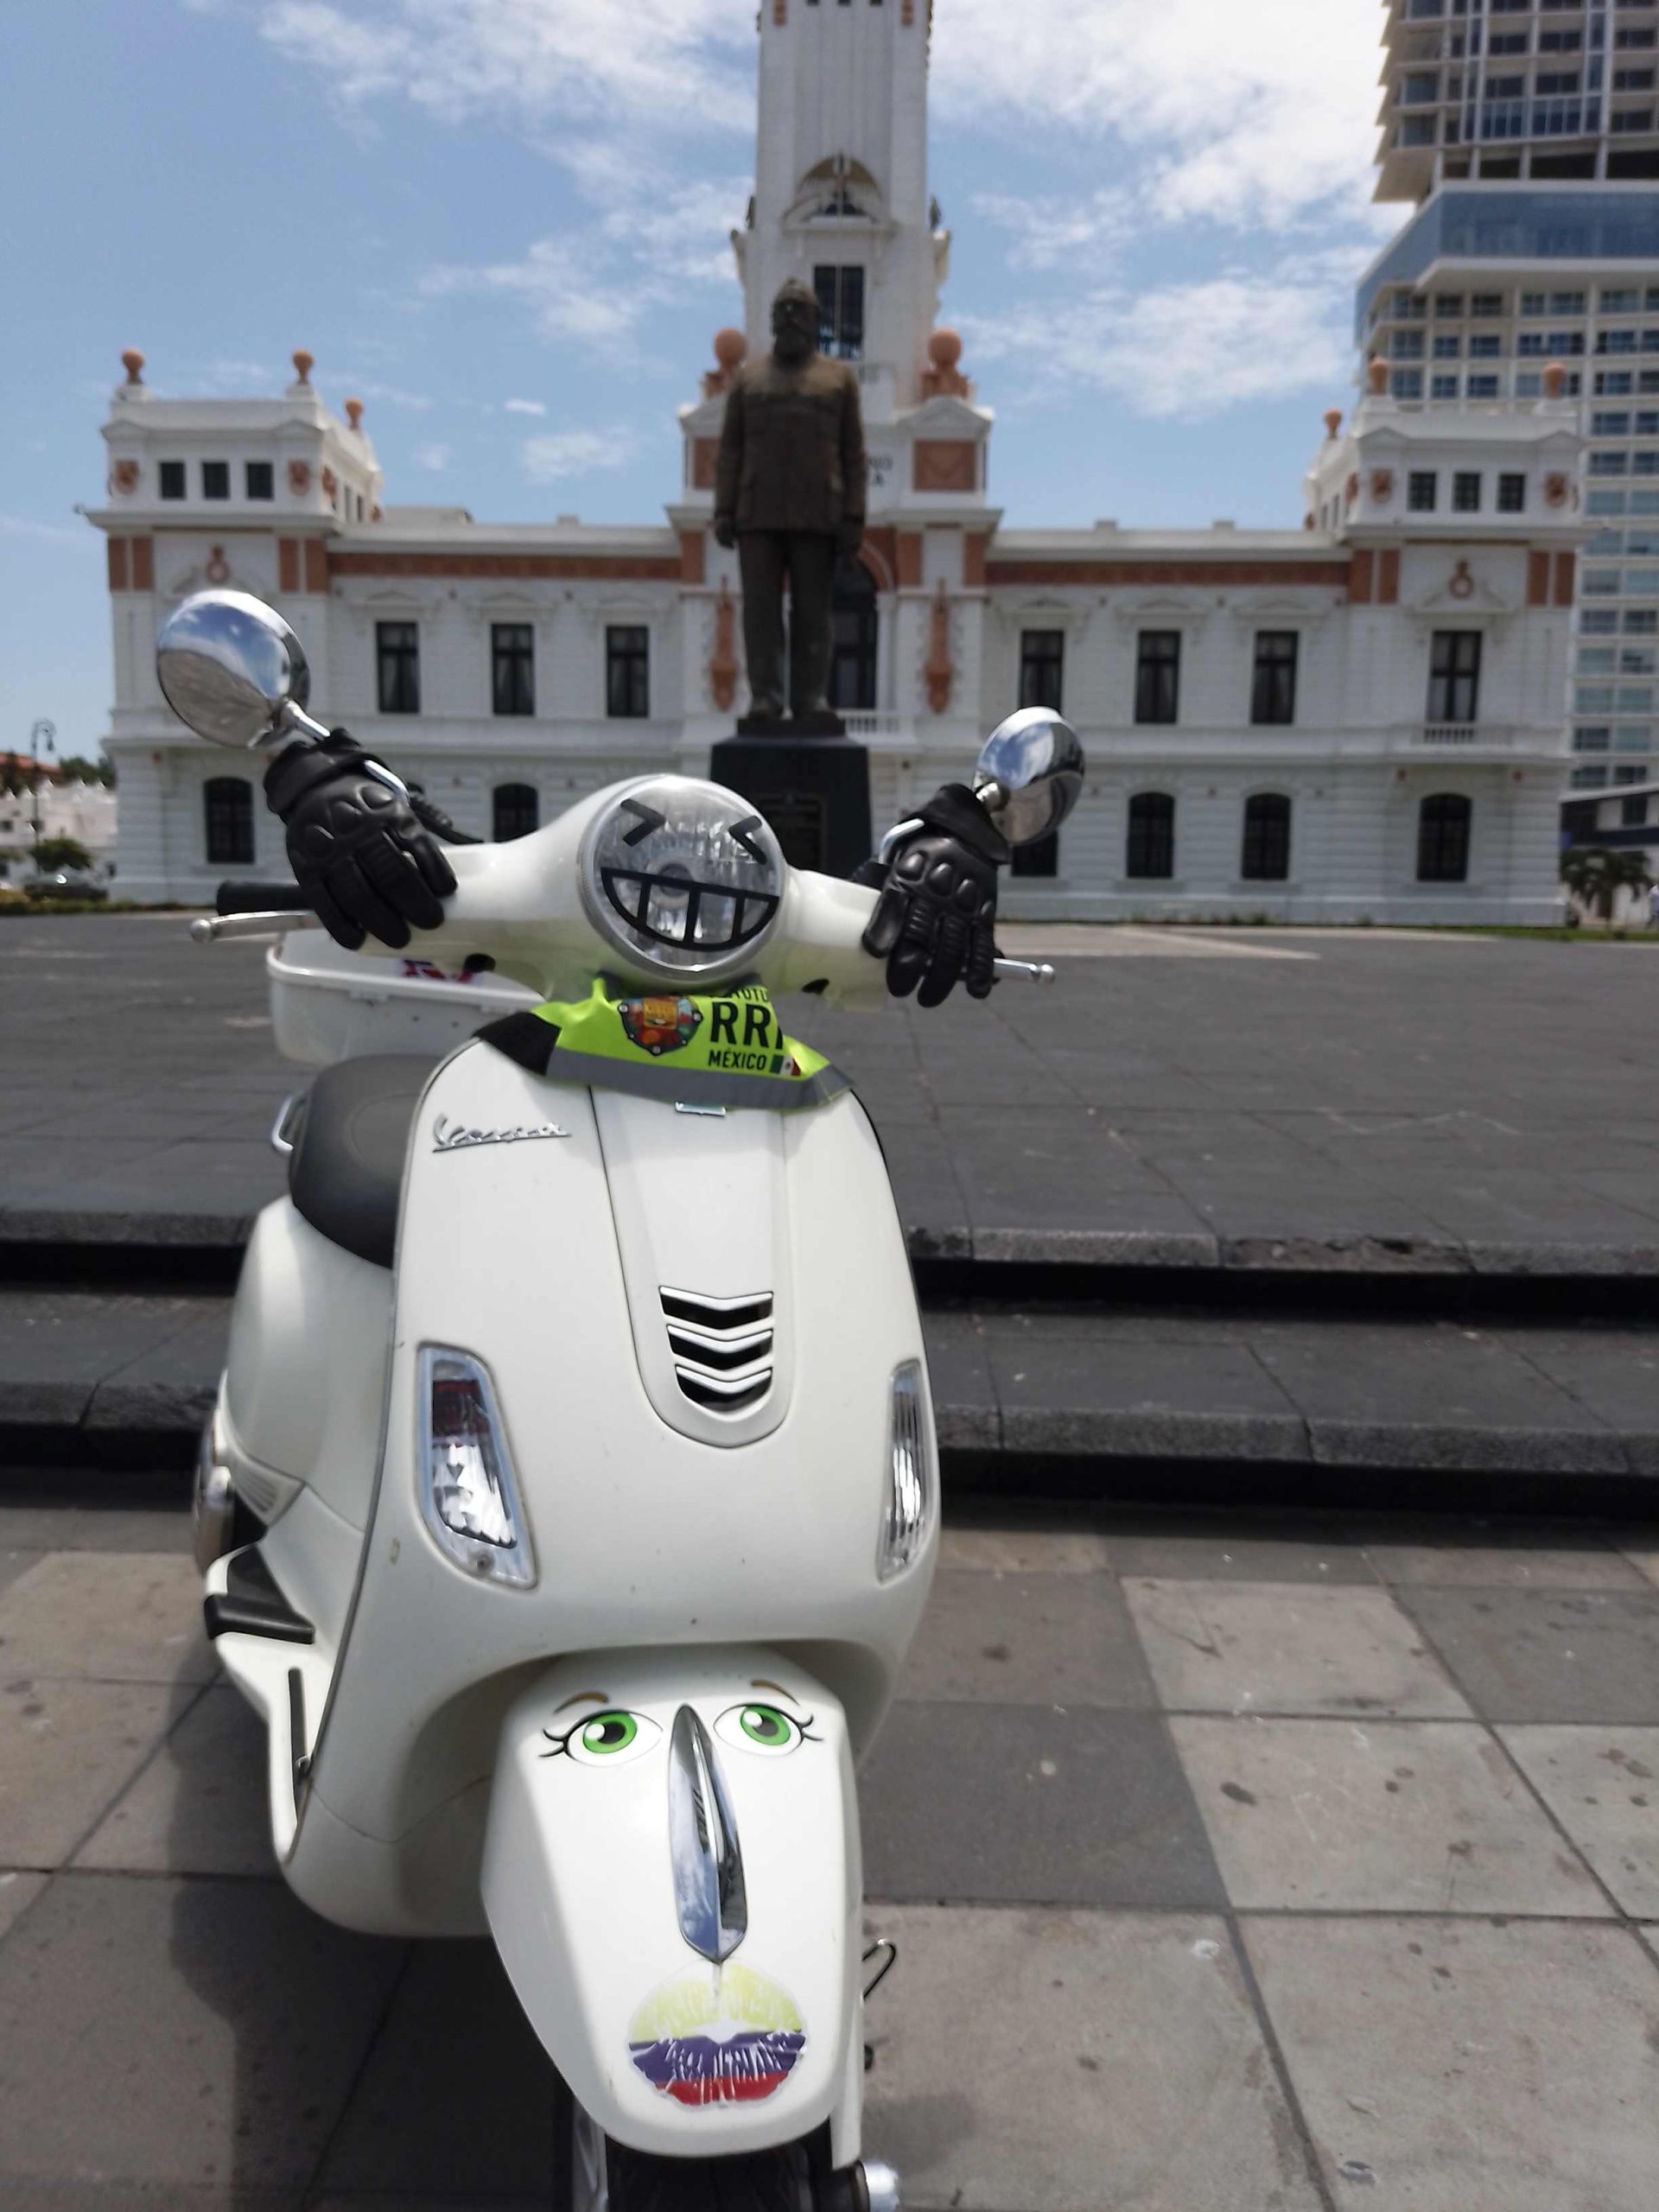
287,1035 -> 936,1931
483,1649 -> 861,2161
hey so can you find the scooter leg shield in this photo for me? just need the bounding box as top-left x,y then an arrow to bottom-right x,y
482,1649 -> 861,2162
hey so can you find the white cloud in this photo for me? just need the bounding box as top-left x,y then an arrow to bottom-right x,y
423,236 -> 645,353
960,276 -> 1351,422
936,0 -> 1386,234
972,188 -> 1135,274
415,442 -> 452,471
521,427 -> 639,483
259,0 -> 752,132
503,397 -> 546,416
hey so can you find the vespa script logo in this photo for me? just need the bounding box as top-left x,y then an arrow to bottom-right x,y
431,1114 -> 570,1154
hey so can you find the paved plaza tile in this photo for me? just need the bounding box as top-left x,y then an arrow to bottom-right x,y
1398,1583 -> 1659,1724
315,1942 -> 556,2201
1122,1579 -> 1471,1717
861,1702 -> 1224,1910
897,1567 -> 1156,1708
0,1873 -> 404,2194
1497,1724 -> 1659,1917
0,1549 -> 213,1685
0,1675 -> 195,1866
1,1502 -> 1656,2206
75,1681 -> 272,1877
861,1904 -> 1323,2212
937,1523 -> 1113,1575
1243,1917 -> 1659,2212
1172,1716 -> 1604,1915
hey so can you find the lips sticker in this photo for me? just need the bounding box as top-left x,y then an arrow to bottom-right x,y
628,1962 -> 805,2107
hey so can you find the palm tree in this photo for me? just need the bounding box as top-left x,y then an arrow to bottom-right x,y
1561,845 -> 1652,924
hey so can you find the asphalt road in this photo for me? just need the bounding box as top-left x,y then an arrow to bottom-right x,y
6,914 -> 1659,1271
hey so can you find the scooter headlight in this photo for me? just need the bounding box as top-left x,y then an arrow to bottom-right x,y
417,1347 -> 536,1587
877,1361 -> 932,1582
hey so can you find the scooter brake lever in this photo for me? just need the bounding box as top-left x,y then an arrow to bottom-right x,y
189,911 -> 324,944
992,957 -> 1056,986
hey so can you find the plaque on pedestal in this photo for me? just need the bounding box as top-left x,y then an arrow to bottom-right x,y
709,729 -> 873,879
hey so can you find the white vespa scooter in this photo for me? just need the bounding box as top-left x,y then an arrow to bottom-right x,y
157,590 -> 1084,2212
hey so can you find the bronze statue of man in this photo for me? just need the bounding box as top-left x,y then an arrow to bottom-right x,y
714,277 -> 868,733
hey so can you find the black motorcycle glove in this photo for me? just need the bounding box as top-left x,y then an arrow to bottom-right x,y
860,783 -> 1009,1007
264,728 -> 457,951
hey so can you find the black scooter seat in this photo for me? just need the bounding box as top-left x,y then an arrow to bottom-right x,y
288,1055 -> 430,1268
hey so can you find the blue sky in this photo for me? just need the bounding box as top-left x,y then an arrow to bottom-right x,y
0,0 -> 1394,755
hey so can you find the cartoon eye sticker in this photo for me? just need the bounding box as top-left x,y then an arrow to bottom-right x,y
541,1709 -> 662,1766
715,1701 -> 817,1755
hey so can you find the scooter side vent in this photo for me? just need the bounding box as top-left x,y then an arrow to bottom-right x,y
660,1287 -> 774,1416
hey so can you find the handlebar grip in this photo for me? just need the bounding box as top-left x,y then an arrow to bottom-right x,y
215,880 -> 312,917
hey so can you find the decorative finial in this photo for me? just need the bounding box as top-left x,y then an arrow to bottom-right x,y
344,397 -> 364,430
292,348 -> 315,385
1368,357 -> 1389,397
702,328 -> 748,399
121,349 -> 144,387
922,327 -> 971,399
1543,360 -> 1567,400
1324,408 -> 1343,441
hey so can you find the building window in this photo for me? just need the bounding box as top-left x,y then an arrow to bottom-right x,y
159,461 -> 186,500
1019,629 -> 1065,710
201,461 -> 229,500
1417,793 -> 1472,883
1428,631 -> 1482,724
491,623 -> 535,717
1623,794 -> 1649,827
1469,334 -> 1502,359
492,783 -> 539,842
830,559 -> 878,711
1012,834 -> 1059,880
1432,374 -> 1461,399
1433,334 -> 1462,359
1251,632 -> 1299,726
245,461 -> 273,500
1470,293 -> 1505,318
1126,792 -> 1175,880
1241,793 -> 1292,883
1466,375 -> 1501,398
376,621 -> 420,715
204,777 -> 254,866
1135,632 -> 1180,725
1409,471 -> 1439,512
606,625 -> 650,718
1497,473 -> 1527,513
1392,370 -> 1424,399
812,264 -> 865,360
1452,471 -> 1482,512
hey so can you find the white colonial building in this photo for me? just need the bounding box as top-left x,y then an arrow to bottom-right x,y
92,0 -> 1586,924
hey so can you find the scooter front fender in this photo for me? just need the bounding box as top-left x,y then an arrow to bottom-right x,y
482,1648 -> 863,2162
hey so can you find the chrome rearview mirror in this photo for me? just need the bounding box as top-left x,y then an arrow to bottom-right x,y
973,708 -> 1085,849
156,589 -> 330,750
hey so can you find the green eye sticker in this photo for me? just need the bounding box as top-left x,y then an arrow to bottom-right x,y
584,1713 -> 638,1755
544,1709 -> 662,1767
715,1702 -> 810,1756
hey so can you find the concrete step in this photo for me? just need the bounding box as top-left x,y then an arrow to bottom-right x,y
7,1292 -> 1659,1503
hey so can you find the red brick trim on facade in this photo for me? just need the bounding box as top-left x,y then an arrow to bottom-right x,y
106,539 -> 129,592
303,539 -> 329,594
985,559 -> 1350,590
1377,548 -> 1401,605
278,540 -> 301,595
1528,550 -> 1551,607
1554,550 -> 1576,607
679,531 -> 705,585
326,552 -> 683,582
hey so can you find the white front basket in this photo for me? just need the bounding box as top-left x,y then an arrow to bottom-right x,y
268,932 -> 537,1066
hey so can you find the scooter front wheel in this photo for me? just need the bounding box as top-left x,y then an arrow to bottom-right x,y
559,2095 -> 813,2212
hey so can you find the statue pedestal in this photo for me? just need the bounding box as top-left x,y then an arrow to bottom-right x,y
709,728 -> 872,879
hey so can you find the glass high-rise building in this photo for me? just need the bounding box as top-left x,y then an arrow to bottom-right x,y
1363,0 -> 1659,791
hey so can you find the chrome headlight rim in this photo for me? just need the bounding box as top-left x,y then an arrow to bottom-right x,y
577,775 -> 788,988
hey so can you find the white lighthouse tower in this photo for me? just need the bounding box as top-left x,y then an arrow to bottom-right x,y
674,0 -> 996,782
739,0 -> 947,423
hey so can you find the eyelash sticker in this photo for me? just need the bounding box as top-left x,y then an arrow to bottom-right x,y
728,815 -> 767,862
